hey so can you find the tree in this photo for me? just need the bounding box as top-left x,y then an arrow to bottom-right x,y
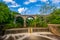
0,2 -> 11,35
0,2 -> 11,24
5,11 -> 20,29
26,17 -> 35,27
0,2 -> 19,25
26,15 -> 47,27
39,3 -> 56,25
0,2 -> 20,35
16,17 -> 24,28
47,9 -> 60,24
35,15 -> 47,27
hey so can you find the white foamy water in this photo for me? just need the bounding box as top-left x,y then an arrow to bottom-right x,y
2,32 -> 59,40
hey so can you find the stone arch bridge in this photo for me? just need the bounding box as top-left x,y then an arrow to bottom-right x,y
15,14 -> 43,27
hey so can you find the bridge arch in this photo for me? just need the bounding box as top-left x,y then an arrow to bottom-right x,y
15,16 -> 24,28
26,16 -> 35,27
27,16 -> 34,19
15,15 -> 37,27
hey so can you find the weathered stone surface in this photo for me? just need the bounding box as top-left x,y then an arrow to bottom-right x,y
48,24 -> 60,36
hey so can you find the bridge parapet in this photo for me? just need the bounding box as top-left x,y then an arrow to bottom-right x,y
5,28 -> 49,34
48,24 -> 60,36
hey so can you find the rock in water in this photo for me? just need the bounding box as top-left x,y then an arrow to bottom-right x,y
6,36 -> 15,40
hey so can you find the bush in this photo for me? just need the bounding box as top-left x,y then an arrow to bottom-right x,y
4,22 -> 20,29
37,21 -> 48,27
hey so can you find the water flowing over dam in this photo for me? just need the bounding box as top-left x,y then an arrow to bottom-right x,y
1,28 -> 60,40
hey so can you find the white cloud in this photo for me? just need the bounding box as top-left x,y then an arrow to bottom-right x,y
3,0 -> 20,7
52,0 -> 60,3
8,4 -> 20,7
18,8 -> 28,13
40,0 -> 49,4
29,0 -> 37,2
57,6 -> 60,8
24,0 -> 37,5
18,8 -> 24,13
3,0 -> 13,2
3,0 -> 15,4
24,1 -> 30,5
40,0 -> 48,2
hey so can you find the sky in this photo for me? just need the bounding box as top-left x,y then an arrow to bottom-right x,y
0,0 -> 60,15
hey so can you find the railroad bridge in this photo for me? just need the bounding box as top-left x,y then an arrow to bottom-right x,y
15,14 -> 44,27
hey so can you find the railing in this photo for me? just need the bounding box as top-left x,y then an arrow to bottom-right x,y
5,28 -> 49,34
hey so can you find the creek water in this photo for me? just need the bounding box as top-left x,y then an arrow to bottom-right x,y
3,33 -> 54,40
23,36 -> 50,40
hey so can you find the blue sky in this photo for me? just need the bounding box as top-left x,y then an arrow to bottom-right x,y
0,0 -> 60,15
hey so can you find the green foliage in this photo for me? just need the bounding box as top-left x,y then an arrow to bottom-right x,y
26,18 -> 35,27
0,2 -> 20,29
16,17 -> 24,27
26,15 -> 47,27
35,15 -> 47,27
4,22 -> 17,29
47,9 -> 60,24
1,2 -> 60,29
0,2 -> 11,24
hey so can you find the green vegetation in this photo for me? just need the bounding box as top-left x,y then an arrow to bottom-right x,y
57,26 -> 60,32
26,17 -> 35,27
0,2 -> 11,25
35,15 -> 47,27
47,9 -> 60,24
0,2 -> 60,29
26,15 -> 47,27
16,17 -> 24,28
0,2 -> 20,29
